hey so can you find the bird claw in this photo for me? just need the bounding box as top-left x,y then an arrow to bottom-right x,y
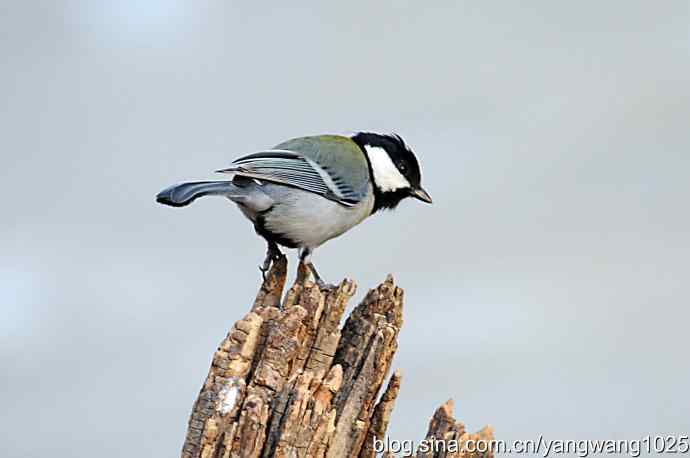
315,278 -> 337,291
259,263 -> 269,281
305,262 -> 335,290
260,243 -> 283,281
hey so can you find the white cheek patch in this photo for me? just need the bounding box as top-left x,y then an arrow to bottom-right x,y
364,145 -> 411,192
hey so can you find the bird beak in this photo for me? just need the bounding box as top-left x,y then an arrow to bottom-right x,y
410,187 -> 433,204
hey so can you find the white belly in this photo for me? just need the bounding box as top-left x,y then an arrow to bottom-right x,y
261,184 -> 374,249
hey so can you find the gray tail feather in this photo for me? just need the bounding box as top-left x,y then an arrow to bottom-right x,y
156,181 -> 234,207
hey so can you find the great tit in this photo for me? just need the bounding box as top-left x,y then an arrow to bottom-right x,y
156,132 -> 432,286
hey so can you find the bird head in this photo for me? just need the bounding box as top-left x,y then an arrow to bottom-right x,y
352,132 -> 432,211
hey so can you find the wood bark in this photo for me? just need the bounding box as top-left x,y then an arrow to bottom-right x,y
181,257 -> 493,458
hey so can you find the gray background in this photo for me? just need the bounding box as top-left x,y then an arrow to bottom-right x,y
2,1 -> 689,456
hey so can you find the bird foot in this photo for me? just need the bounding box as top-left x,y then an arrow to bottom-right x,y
259,264 -> 269,281
314,278 -> 338,291
259,243 -> 283,281
306,262 -> 336,290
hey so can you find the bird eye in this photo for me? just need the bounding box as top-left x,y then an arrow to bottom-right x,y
397,162 -> 407,174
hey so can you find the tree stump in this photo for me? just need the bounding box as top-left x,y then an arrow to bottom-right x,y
180,257 -> 494,458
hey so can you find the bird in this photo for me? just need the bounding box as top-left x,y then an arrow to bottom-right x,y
156,132 -> 432,287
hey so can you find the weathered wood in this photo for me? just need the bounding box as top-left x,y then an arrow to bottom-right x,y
358,370 -> 401,458
181,257 -> 493,458
414,400 -> 495,458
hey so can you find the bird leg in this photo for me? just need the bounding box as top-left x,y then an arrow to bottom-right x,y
307,263 -> 332,290
259,240 -> 283,280
299,248 -> 336,290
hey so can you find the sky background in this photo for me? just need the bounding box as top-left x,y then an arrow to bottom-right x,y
2,1 -> 689,456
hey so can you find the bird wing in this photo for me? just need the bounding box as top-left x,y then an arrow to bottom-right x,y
217,135 -> 370,206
